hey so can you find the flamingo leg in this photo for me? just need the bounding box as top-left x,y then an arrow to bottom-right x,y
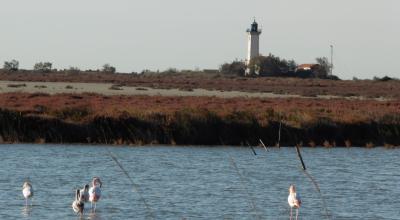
290,207 -> 292,220
296,208 -> 299,220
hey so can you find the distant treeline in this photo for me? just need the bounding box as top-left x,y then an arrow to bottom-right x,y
0,108 -> 399,147
2,60 -> 117,74
220,54 -> 338,79
2,57 -> 398,81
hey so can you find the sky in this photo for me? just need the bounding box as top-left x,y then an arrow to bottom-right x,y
0,0 -> 399,79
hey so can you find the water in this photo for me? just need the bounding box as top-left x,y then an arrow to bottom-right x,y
0,145 -> 399,220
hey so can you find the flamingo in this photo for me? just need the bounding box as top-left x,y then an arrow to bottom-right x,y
288,184 -> 301,220
22,181 -> 34,207
89,177 -> 102,212
80,184 -> 90,203
72,189 -> 85,216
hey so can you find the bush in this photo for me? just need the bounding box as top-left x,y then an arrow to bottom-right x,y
67,67 -> 80,74
102,64 -> 116,74
7,83 -> 26,88
163,68 -> 178,74
247,54 -> 295,76
220,61 -> 246,76
373,76 -> 396,82
3,60 -> 19,71
54,106 -> 91,121
315,57 -> 331,78
34,62 -> 52,73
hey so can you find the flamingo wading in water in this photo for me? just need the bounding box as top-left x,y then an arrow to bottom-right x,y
288,184 -> 301,220
22,181 -> 34,206
89,177 -> 102,212
72,189 -> 85,215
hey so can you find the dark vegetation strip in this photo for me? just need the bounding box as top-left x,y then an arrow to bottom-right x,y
0,108 -> 399,147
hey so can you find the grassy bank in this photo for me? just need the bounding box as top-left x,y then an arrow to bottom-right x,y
0,93 -> 399,147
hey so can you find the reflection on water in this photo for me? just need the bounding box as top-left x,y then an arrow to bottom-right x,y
87,212 -> 103,220
70,211 -> 101,220
0,144 -> 399,219
21,206 -> 33,217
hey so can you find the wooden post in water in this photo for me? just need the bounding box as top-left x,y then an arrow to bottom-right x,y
295,144 -> 306,170
259,139 -> 268,152
246,141 -> 257,156
294,144 -> 331,219
277,120 -> 282,148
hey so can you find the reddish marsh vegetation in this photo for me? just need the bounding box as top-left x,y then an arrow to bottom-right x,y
0,92 -> 399,123
0,93 -> 399,146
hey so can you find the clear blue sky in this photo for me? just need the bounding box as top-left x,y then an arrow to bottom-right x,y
0,0 -> 399,79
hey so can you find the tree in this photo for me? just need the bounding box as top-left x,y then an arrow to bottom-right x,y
102,64 -> 116,74
315,57 -> 331,78
220,61 -> 246,76
34,62 -> 52,73
287,60 -> 297,72
248,54 -> 291,76
67,66 -> 81,74
163,68 -> 178,74
3,59 -> 19,71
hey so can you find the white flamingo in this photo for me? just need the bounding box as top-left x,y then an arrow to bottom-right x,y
80,184 -> 90,203
72,189 -> 85,216
22,181 -> 34,206
89,177 -> 102,212
288,184 -> 301,220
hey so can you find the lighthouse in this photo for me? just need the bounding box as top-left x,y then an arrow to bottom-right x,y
246,19 -> 262,65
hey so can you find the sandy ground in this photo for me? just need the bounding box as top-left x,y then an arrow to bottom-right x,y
0,80 -> 383,100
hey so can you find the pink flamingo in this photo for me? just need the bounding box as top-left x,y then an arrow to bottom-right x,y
72,189 -> 85,216
22,181 -> 34,207
288,184 -> 301,220
89,177 -> 102,212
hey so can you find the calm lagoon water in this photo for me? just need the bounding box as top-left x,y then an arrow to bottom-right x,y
0,144 -> 399,219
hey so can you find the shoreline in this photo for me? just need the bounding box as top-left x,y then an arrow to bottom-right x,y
0,143 -> 398,148
1,108 -> 399,148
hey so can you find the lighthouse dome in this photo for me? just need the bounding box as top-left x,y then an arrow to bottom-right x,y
247,19 -> 261,33
251,20 -> 258,32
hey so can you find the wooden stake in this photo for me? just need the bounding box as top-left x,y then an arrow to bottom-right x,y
295,144 -> 306,170
277,120 -> 282,148
246,141 -> 257,156
259,139 -> 268,152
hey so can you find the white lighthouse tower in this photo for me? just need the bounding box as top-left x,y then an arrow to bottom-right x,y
246,19 -> 262,65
